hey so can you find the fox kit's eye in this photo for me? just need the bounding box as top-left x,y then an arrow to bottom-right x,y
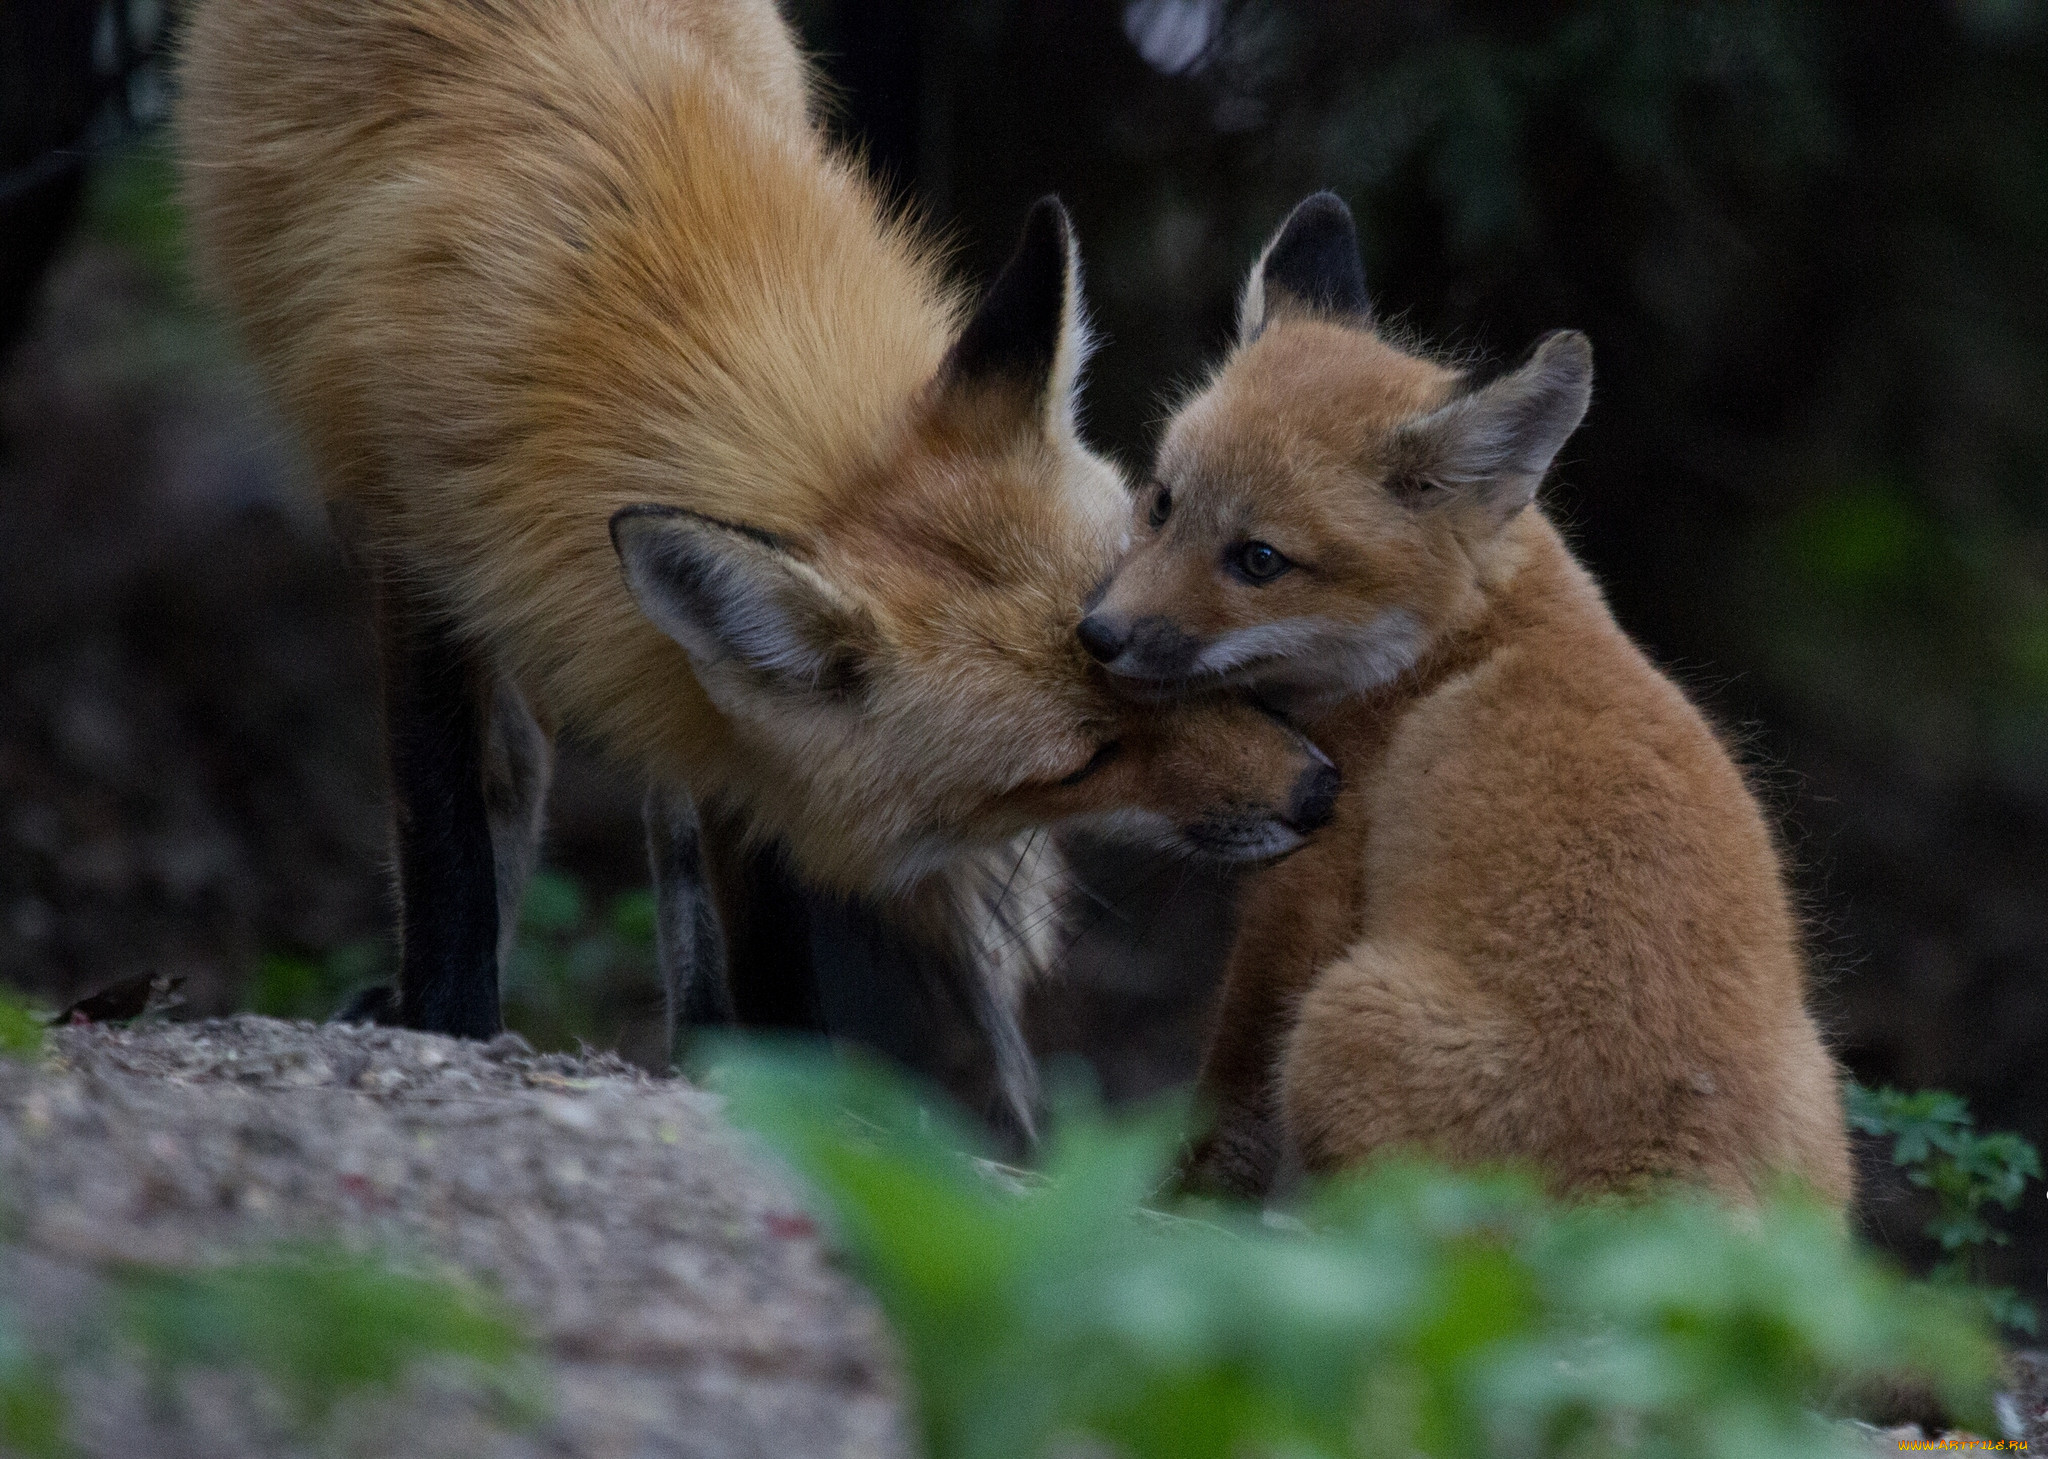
1147,485 -> 1173,529
1233,540 -> 1291,583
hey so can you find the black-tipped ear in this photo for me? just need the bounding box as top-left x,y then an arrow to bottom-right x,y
941,196 -> 1088,423
611,505 -> 877,698
1239,192 -> 1369,339
1392,330 -> 1593,526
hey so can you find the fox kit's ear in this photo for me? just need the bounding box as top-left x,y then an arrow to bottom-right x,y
1394,330 -> 1593,525
611,506 -> 877,697
939,195 -> 1092,439
1239,191 -> 1370,340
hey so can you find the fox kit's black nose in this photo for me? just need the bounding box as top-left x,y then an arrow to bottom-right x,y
1077,613 -> 1128,663
1287,759 -> 1341,833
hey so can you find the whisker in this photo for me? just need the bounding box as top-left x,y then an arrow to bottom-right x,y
990,828 -> 1042,916
982,882 -> 1077,959
1002,889 -> 1082,950
1051,846 -> 1196,962
1060,863 -> 1129,921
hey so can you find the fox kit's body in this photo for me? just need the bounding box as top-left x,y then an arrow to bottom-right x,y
175,0 -> 1336,1105
1087,196 -> 1851,1204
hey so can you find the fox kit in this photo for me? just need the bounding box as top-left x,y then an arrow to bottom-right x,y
174,0 -> 1338,1119
1084,194 -> 1852,1205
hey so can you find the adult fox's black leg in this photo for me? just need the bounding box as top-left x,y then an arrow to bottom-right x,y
380,587 -> 503,1039
645,786 -> 732,1067
485,677 -> 553,974
696,805 -> 826,1034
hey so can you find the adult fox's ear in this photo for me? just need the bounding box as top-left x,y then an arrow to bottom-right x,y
938,195 -> 1092,440
1392,330 -> 1593,526
1239,191 -> 1370,341
611,506 -> 877,697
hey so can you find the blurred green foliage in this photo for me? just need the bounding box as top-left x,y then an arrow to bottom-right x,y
501,870 -> 660,1055
1296,2 -> 1834,261
117,1249 -> 528,1423
1849,1081 -> 2045,1335
251,942 -> 386,1022
1778,487 -> 1932,606
0,1318 -> 65,1459
1757,478 -> 2048,763
80,142 -> 186,285
65,138 -> 235,388
252,868 -> 660,1055
0,1246 -> 532,1452
714,1043 -> 1999,1459
0,989 -> 45,1061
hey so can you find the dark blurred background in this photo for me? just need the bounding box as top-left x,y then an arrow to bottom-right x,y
3,0 -> 2045,1296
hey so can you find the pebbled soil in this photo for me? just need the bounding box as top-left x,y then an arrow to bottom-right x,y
0,1015 -> 907,1459
0,1016 -> 2037,1457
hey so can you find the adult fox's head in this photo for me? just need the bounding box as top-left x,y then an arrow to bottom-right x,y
610,201 -> 1336,891
1078,193 -> 1594,709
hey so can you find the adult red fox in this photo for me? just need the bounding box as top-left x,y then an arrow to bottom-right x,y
1080,194 -> 1852,1205
172,0 -> 1338,1115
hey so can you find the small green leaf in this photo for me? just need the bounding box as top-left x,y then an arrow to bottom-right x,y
0,990 -> 47,1059
118,1249 -> 528,1423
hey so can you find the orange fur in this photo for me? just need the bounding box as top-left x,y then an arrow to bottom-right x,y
1095,222 -> 1851,1205
174,0 -> 1331,910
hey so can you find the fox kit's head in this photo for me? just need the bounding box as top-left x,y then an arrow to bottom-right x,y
611,200 -> 1336,890
1079,193 -> 1594,708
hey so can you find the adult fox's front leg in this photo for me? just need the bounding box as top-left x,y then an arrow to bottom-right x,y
379,582 -> 508,1039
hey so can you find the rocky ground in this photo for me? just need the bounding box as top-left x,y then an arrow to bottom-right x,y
0,1016 -> 906,1459
1,1015 -> 2043,1457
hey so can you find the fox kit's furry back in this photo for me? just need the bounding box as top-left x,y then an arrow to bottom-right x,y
1090,194 -> 1851,1205
175,0 -> 1339,1101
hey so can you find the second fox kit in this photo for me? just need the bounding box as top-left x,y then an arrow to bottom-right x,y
1082,195 -> 1852,1205
175,0 -> 1337,1125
